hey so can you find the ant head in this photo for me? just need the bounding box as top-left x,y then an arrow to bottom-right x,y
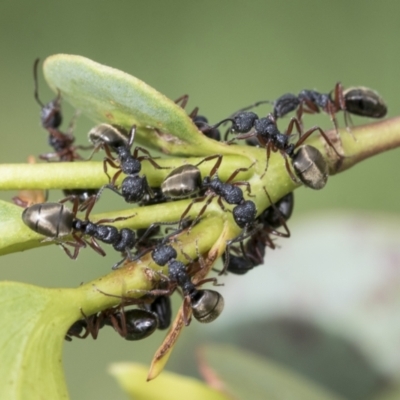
232,112 -> 258,133
33,59 -> 62,129
233,200 -> 257,228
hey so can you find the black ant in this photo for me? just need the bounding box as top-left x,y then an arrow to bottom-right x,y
175,95 -> 221,141
161,155 -> 257,229
148,238 -> 224,326
33,58 -> 92,162
143,295 -> 172,330
221,189 -> 292,275
161,154 -> 222,200
232,190 -> 293,265
215,111 -> 341,180
21,195 -> 138,269
66,305 -> 158,341
229,191 -> 294,273
236,83 -> 387,136
90,229 -> 224,327
33,59 -> 97,202
88,124 -> 168,204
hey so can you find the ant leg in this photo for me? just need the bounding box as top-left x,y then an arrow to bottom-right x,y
90,184 -> 123,209
67,232 -> 105,258
333,82 -> 356,139
226,162 -> 256,184
344,112 -> 355,137
227,224 -> 262,248
126,125 -> 137,149
325,102 -> 343,138
195,154 -> 223,177
112,255 -> 128,270
285,117 -> 303,140
220,245 -> 234,275
135,223 -> 162,250
263,233 -> 276,249
65,110 -> 80,135
295,126 -> 342,158
47,127 -> 71,142
186,196 -> 214,229
95,213 -> 136,225
58,239 -> 85,260
85,144 -> 103,162
103,157 -> 121,182
133,147 -> 170,170
78,195 -> 97,219
303,98 -> 320,114
188,107 -> 199,119
260,143 -> 272,179
229,100 -> 272,117
74,144 -> 94,151
295,102 -> 306,130
86,236 -> 107,257
262,188 -> 291,238
196,277 -> 223,287
94,286 -> 149,301
179,196 -> 208,228
223,126 -> 232,142
58,195 -> 80,215
282,151 -> 300,183
233,181 -> 255,197
108,310 -> 127,338
101,143 -> 117,162
217,197 -> 227,212
226,131 -> 258,144
142,177 -> 155,199
110,170 -> 124,188
332,82 -> 346,111
127,288 -> 173,298
84,311 -> 102,340
174,94 -> 189,109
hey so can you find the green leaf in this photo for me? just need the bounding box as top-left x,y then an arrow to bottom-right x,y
43,54 -> 237,156
0,262 -> 160,399
199,344 -> 345,400
0,200 -> 43,255
0,281 -> 73,400
109,363 -> 229,400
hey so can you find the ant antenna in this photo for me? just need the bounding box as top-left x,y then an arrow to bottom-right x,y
33,58 -> 44,107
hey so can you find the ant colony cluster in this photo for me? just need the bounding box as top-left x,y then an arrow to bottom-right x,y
17,59 -> 387,359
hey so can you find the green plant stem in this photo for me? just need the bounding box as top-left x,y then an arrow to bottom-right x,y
2,117 -> 400,259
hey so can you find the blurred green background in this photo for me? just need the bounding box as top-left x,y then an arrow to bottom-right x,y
1,1 -> 400,399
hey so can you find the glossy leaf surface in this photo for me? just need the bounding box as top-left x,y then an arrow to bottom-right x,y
43,54 -> 235,156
